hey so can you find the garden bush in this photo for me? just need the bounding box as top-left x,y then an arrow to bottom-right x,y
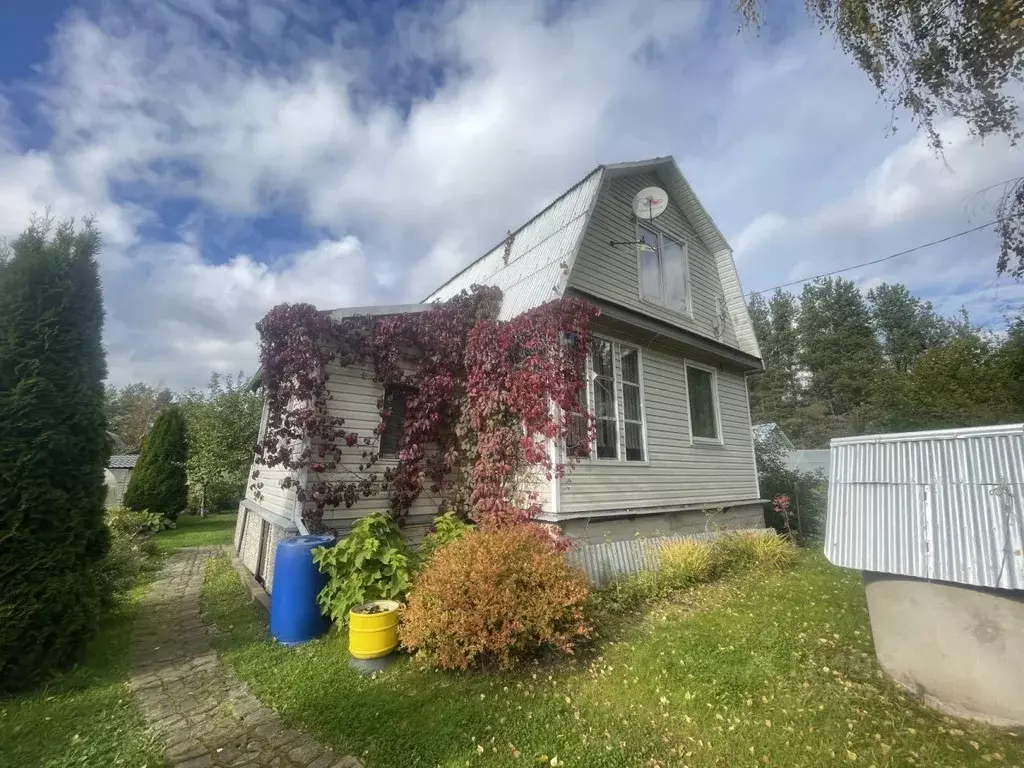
96,507 -> 161,602
418,511 -> 473,563
313,512 -> 412,624
711,532 -> 796,574
400,525 -> 591,669
658,538 -> 714,588
122,406 -> 189,520
0,219 -> 110,694
750,532 -> 797,570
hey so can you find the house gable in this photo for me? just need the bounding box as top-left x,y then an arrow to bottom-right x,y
424,156 -> 760,362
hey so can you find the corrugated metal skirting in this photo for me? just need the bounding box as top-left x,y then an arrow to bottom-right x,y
825,424 -> 1024,590
568,528 -> 764,587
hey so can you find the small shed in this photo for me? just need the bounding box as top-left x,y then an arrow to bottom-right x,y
825,424 -> 1024,725
105,455 -> 139,508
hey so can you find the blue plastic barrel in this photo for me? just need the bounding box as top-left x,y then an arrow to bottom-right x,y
270,534 -> 335,646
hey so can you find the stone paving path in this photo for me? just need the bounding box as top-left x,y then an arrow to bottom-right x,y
129,547 -> 362,768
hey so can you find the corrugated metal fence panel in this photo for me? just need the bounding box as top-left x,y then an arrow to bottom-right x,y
825,424 -> 1024,590
567,528 -> 766,587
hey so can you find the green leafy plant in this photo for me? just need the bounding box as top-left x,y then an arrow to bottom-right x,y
418,511 -> 473,562
658,538 -> 714,588
313,512 -> 412,624
711,532 -> 796,575
400,525 -> 591,670
105,506 -> 171,539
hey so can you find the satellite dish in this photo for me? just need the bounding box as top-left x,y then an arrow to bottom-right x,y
632,187 -> 668,220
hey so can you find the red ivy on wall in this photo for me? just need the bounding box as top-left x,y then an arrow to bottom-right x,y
253,285 -> 598,532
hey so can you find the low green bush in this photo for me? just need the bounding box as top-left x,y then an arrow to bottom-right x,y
711,531 -> 796,574
313,512 -> 412,624
658,539 -> 714,588
96,507 -> 162,604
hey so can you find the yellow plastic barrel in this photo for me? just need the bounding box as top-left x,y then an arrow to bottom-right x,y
348,600 -> 400,659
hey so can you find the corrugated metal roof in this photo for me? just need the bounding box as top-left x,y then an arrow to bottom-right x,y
752,423 -> 795,450
424,168 -> 603,320
108,455 -> 138,469
825,424 -> 1024,590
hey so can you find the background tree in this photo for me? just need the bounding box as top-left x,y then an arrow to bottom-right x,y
867,282 -> 949,372
105,382 -> 174,452
797,277 -> 882,416
122,406 -> 189,519
737,0 -> 1024,277
748,289 -> 802,424
179,372 -> 262,515
0,217 -> 110,693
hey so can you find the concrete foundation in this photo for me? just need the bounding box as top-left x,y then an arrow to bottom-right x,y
863,571 -> 1024,726
558,502 -> 764,545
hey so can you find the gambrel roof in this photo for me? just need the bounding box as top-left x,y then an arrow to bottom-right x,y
423,156 -> 761,360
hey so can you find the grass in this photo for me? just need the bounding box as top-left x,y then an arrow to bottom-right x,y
202,550 -> 1023,768
154,510 -> 236,553
0,584 -> 163,768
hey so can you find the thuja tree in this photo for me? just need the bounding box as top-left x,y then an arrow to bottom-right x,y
0,218 -> 110,693
254,286 -> 599,532
123,406 -> 189,519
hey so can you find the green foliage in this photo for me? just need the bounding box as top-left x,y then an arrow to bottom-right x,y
0,217 -> 110,695
418,511 -> 473,562
105,505 -> 171,538
739,0 -> 1024,277
105,382 -> 174,453
710,531 -> 797,575
747,289 -> 800,424
313,513 -> 412,624
658,538 -> 714,588
867,282 -> 950,374
179,371 -> 262,514
754,432 -> 827,540
798,277 -> 882,417
122,406 -> 189,520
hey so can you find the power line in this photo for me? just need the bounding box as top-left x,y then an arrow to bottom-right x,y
743,212 -> 1024,297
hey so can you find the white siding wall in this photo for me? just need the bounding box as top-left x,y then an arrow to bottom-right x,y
315,360 -> 552,536
244,399 -> 297,520
569,172 -> 739,349
559,324 -> 760,515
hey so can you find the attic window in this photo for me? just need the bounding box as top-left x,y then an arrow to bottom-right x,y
637,224 -> 690,315
379,387 -> 411,458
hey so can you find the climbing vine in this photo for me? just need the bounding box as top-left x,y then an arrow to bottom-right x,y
253,286 -> 598,532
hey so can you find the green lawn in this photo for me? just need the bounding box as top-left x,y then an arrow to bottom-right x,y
202,551 -> 1023,768
0,584 -> 164,768
154,511 -> 237,553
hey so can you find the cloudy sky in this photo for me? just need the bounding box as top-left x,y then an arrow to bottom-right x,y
1,0 -> 1022,390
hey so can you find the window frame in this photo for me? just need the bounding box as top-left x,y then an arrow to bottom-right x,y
635,222 -> 692,318
684,359 -> 723,445
575,335 -> 649,464
378,385 -> 412,459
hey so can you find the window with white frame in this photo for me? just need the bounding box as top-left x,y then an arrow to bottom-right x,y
685,362 -> 720,443
573,338 -> 647,461
638,224 -> 689,314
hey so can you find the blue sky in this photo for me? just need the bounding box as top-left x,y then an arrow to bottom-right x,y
1,0 -> 1021,390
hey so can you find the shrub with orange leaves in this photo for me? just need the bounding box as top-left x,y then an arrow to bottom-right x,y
399,525 -> 591,669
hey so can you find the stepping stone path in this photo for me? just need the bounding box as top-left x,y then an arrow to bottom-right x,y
129,546 -> 362,768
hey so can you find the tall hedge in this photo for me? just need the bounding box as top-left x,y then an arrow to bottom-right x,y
123,406 -> 188,519
0,219 -> 111,694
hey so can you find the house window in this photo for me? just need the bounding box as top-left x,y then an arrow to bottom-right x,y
638,224 -> 689,314
686,362 -> 720,443
572,338 -> 647,462
621,349 -> 645,461
379,387 -> 410,457
591,339 -> 618,459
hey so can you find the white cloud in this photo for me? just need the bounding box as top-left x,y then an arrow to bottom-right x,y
0,0 -> 1020,391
